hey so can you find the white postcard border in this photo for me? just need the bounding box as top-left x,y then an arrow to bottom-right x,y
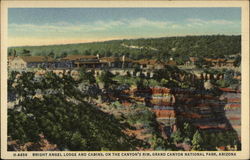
1,0 -> 249,159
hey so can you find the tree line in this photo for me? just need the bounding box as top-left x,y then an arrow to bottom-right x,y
8,35 -> 240,64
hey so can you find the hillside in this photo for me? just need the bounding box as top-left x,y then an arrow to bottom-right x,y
8,35 -> 241,62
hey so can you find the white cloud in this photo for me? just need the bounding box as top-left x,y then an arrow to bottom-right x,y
8,17 -> 239,35
210,20 -> 234,25
8,17 -> 240,46
126,18 -> 170,28
171,24 -> 182,29
187,18 -> 206,26
186,18 -> 235,27
9,18 -> 174,35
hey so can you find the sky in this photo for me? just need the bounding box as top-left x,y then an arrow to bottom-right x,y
8,8 -> 241,46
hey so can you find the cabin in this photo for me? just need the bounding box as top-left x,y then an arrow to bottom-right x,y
224,59 -> 235,67
100,57 -> 120,68
135,59 -> 166,70
100,56 -> 134,68
60,55 -> 106,69
204,58 -> 236,67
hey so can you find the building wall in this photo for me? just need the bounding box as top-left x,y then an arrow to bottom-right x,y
55,61 -> 74,69
9,57 -> 27,70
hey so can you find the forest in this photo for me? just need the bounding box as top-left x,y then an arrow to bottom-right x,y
8,35 -> 241,63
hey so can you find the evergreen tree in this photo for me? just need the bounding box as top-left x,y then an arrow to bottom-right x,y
20,49 -> 31,56
191,130 -> 203,151
171,129 -> 183,144
48,51 -> 55,58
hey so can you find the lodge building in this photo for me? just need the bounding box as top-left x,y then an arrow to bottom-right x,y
9,56 -> 55,70
8,55 -> 176,71
8,54 -> 237,72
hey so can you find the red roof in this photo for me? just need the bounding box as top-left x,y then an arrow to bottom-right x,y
219,88 -> 240,93
61,55 -> 97,61
100,57 -> 118,62
100,57 -> 133,62
204,58 -> 226,62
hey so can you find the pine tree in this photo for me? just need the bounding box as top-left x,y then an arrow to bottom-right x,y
191,130 -> 203,151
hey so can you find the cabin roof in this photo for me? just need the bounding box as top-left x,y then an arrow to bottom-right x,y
135,59 -> 162,65
61,55 -> 97,61
20,56 -> 54,63
204,58 -> 226,62
100,57 -> 118,62
100,57 -> 133,62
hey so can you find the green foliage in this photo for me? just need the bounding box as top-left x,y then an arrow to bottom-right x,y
48,51 -> 55,58
234,55 -> 241,67
113,75 -> 139,86
182,122 -> 196,140
153,66 -> 196,89
200,130 -> 240,150
127,107 -> 154,125
99,70 -> 115,89
126,105 -> 170,150
20,49 -> 31,56
61,52 -> 68,58
147,79 -> 160,87
191,130 -> 203,151
194,57 -> 207,69
9,35 -> 240,59
214,69 -> 240,88
171,129 -> 183,144
8,71 -> 144,151
8,110 -> 40,144
136,79 -> 149,90
79,67 -> 96,84
150,134 -> 167,150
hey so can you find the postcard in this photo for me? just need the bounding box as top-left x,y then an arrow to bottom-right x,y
1,0 -> 249,159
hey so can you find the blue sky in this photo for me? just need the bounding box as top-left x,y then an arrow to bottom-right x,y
8,8 -> 241,46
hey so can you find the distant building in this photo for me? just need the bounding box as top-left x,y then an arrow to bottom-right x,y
135,59 -> 176,70
61,55 -> 98,62
204,58 -> 235,67
8,55 -> 177,71
224,59 -> 235,67
9,56 -> 54,70
60,55 -> 106,68
185,57 -> 236,68
135,59 -> 166,70
100,57 -> 120,68
100,56 -> 133,68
